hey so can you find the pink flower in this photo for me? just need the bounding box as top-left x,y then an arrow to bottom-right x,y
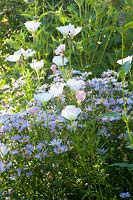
50,64 -> 57,73
76,90 -> 86,103
55,44 -> 65,56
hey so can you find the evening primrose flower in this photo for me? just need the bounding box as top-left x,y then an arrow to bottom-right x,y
56,23 -> 82,37
61,105 -> 82,120
76,90 -> 86,103
49,82 -> 65,97
24,21 -> 41,32
117,55 -> 132,65
55,44 -> 65,56
21,48 -> 35,59
52,55 -> 68,66
34,92 -> 53,103
30,59 -> 44,70
67,78 -> 85,91
5,50 -> 21,62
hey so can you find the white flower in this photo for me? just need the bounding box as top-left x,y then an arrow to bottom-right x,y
34,92 -> 53,103
5,50 -> 21,62
24,21 -> 41,32
0,143 -> 8,157
55,44 -> 65,56
56,23 -> 82,37
117,55 -> 133,65
30,59 -> 44,70
67,78 -> 85,91
52,56 -> 68,66
21,48 -> 35,59
61,105 -> 82,120
49,82 -> 65,97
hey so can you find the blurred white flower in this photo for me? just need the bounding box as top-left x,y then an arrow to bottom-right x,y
49,82 -> 65,97
0,143 -> 8,157
56,24 -> 82,37
5,50 -> 21,62
34,92 -> 53,103
24,21 -> 41,32
30,60 -> 44,70
61,105 -> 82,120
55,44 -> 65,56
21,48 -> 35,59
117,55 -> 132,65
52,56 -> 68,66
67,78 -> 85,91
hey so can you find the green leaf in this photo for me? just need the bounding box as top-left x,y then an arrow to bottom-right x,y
120,61 -> 131,74
118,61 -> 131,80
74,0 -> 84,6
124,21 -> 133,32
101,111 -> 121,119
111,163 -> 133,170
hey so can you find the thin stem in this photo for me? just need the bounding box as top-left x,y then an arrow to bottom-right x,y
121,29 -> 133,147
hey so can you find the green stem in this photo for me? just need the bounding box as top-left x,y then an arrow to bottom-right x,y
99,31 -> 112,65
121,29 -> 133,147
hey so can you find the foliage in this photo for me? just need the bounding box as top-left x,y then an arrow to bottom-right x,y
0,0 -> 133,199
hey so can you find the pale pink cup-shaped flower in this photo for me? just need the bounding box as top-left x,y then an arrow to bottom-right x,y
76,90 -> 86,103
55,44 -> 65,56
50,64 -> 57,73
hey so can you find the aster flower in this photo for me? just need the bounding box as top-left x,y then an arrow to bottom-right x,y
35,151 -> 47,159
119,192 -> 130,198
49,138 -> 62,147
36,142 -> 46,150
53,144 -> 68,154
0,161 -> 12,173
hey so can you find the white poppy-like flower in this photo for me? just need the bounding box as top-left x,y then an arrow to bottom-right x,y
52,56 -> 68,66
55,44 -> 65,56
24,21 -> 41,32
61,105 -> 82,120
34,92 -> 53,103
30,59 -> 44,70
117,55 -> 133,65
0,143 -> 8,157
21,48 -> 35,59
56,23 -> 82,37
67,78 -> 85,91
49,82 -> 65,97
5,50 -> 21,62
